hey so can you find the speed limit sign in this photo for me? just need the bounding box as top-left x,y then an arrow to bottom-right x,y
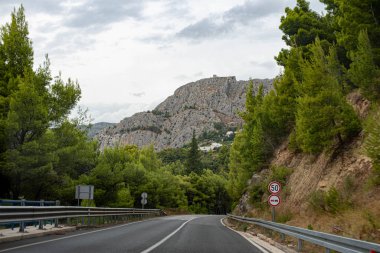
268,181 -> 281,194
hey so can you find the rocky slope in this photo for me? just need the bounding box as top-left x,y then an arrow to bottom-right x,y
87,122 -> 116,138
95,76 -> 273,150
235,92 -> 380,242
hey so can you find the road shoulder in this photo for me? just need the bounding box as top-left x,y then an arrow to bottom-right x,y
0,225 -> 76,243
221,217 -> 291,253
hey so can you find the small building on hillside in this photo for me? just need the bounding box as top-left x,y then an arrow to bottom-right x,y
199,142 -> 223,152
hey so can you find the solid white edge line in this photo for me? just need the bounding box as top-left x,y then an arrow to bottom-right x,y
0,218 -> 158,253
220,217 -> 271,253
140,217 -> 196,253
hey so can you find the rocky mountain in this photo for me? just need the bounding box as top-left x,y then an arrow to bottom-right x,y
87,122 -> 116,138
95,76 -> 273,150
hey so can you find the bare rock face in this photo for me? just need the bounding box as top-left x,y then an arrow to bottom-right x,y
95,76 -> 273,150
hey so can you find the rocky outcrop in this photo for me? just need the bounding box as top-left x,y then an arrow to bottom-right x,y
86,122 -> 116,138
95,76 -> 273,150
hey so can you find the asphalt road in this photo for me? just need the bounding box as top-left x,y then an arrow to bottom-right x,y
0,215 -> 263,253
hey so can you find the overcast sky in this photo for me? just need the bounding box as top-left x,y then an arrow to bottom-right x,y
0,0 -> 325,123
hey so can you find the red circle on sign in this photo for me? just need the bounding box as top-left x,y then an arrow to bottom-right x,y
268,181 -> 281,194
268,194 -> 281,207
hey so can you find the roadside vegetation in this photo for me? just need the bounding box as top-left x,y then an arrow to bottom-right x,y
227,0 -> 380,206
225,0 -> 380,242
0,0 -> 379,222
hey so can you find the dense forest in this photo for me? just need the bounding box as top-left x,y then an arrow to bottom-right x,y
0,0 -> 379,214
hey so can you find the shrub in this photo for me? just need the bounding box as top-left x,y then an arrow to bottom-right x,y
309,187 -> 350,214
268,166 -> 293,185
277,211 -> 293,223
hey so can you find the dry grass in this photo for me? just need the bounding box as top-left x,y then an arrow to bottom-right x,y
246,184 -> 380,244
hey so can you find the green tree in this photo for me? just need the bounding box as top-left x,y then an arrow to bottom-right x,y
295,39 -> 361,153
330,0 -> 380,65
0,5 -> 33,81
365,111 -> 380,185
276,0 -> 336,67
0,6 -> 83,199
186,131 -> 202,174
228,82 -> 268,201
0,5 -> 34,154
184,170 -> 230,214
348,30 -> 380,100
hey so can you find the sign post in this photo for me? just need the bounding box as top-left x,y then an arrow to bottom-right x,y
268,181 -> 281,222
75,185 -> 94,206
141,192 -> 147,209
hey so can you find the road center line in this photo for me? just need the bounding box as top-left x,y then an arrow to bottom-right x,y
140,217 -> 196,253
0,218 -> 157,253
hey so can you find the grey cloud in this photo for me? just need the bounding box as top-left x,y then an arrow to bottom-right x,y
44,30 -> 97,56
65,0 -> 144,31
176,0 -> 286,40
177,18 -> 233,39
223,0 -> 284,25
161,0 -> 190,19
1,0 -> 149,57
23,0 -> 63,14
0,0 -> 63,16
0,0 -> 145,32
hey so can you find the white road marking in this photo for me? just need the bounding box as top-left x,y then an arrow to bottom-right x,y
220,218 -> 271,253
140,217 -> 196,253
0,218 -> 156,252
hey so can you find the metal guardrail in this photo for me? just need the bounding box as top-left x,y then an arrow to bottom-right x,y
0,206 -> 164,232
227,214 -> 380,253
0,199 -> 61,232
0,199 -> 58,206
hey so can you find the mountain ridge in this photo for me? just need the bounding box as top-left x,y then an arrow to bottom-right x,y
95,76 -> 273,150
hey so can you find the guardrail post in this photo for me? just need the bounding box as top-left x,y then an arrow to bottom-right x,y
280,233 -> 285,242
54,200 -> 60,228
19,199 -> 25,233
297,239 -> 303,252
325,248 -> 330,253
38,199 -> 44,230
87,208 -> 90,226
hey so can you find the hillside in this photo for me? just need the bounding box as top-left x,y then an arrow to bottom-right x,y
95,76 -> 273,150
234,92 -> 380,242
87,122 -> 116,138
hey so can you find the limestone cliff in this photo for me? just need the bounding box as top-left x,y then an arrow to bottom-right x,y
95,76 -> 273,150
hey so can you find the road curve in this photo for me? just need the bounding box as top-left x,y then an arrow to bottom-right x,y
0,215 -> 263,253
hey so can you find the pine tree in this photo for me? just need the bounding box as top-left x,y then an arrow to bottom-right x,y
0,5 -> 33,81
0,6 -> 83,199
295,39 -> 361,153
186,130 -> 202,174
228,82 -> 267,200
332,0 -> 380,65
348,30 -> 380,100
365,111 -> 380,185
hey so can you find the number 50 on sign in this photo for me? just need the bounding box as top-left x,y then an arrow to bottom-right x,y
268,181 -> 281,194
